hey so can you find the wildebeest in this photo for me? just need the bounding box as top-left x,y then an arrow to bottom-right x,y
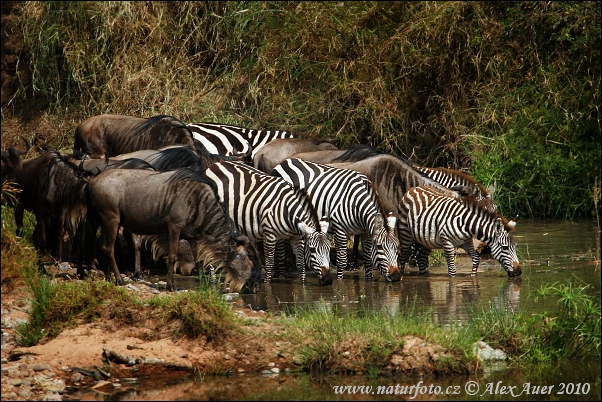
398,185 -> 521,277
76,149 -> 222,280
11,150 -> 91,272
73,114 -> 203,160
253,138 -> 338,173
87,167 -> 262,292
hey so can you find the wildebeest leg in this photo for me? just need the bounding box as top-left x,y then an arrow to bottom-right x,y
99,218 -> 124,286
131,233 -> 143,279
14,204 -> 24,237
166,225 -> 182,292
32,213 -> 47,256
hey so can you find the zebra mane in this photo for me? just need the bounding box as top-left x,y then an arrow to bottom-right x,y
458,191 -> 512,230
333,144 -> 383,162
430,167 -> 490,197
362,177 -> 394,229
293,186 -> 321,228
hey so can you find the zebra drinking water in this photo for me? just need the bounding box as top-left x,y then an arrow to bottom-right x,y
397,185 -> 521,277
204,160 -> 332,284
271,158 -> 401,281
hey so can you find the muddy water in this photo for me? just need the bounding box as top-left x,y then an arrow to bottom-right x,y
77,220 -> 601,401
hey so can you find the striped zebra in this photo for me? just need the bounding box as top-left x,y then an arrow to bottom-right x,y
204,160 -> 332,284
414,165 -> 497,213
271,158 -> 401,281
398,186 -> 521,277
187,122 -> 295,162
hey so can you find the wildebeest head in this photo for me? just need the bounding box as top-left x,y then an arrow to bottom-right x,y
224,230 -> 262,294
1,136 -> 31,185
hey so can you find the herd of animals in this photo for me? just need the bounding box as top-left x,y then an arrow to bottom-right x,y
0,114 -> 521,294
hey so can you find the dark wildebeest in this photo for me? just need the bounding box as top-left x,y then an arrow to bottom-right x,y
73,114 -> 205,160
87,167 -> 262,292
11,151 -> 91,272
76,146 -> 218,279
1,136 -> 31,187
253,138 -> 338,173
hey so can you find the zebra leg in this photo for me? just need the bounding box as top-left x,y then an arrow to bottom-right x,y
292,239 -> 307,284
397,230 -> 413,274
416,246 -> 431,275
273,241 -> 287,278
334,231 -> 348,279
442,241 -> 457,277
461,241 -> 480,276
360,234 -> 374,280
263,238 -> 277,283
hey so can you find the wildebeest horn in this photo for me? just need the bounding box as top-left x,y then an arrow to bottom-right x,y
18,136 -> 32,155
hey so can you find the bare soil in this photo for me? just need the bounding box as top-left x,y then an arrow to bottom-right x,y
1,273 -> 460,401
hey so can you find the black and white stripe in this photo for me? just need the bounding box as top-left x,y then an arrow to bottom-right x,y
187,122 -> 295,160
204,160 -> 332,284
398,186 -> 521,277
271,158 -> 401,281
413,165 -> 498,213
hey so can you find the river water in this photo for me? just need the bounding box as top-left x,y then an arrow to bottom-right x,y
73,219 -> 601,401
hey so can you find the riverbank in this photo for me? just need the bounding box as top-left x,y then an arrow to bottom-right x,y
1,270 -> 466,401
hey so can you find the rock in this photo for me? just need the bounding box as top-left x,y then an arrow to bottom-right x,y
17,385 -> 32,398
270,367 -> 280,373
2,392 -> 17,399
33,363 -> 52,372
42,391 -> 62,401
472,341 -> 507,361
59,262 -> 71,272
70,372 -> 84,383
91,380 -> 113,390
141,357 -> 165,364
34,374 -> 65,393
260,370 -> 274,375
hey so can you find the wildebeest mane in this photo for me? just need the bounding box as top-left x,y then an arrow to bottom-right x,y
108,158 -> 156,171
132,115 -> 189,137
333,144 -> 383,162
149,146 -> 203,171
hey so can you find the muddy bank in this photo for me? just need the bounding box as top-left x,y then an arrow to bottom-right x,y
1,270 -> 467,401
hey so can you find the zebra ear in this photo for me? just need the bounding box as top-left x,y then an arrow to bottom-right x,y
386,212 -> 397,232
319,217 -> 330,233
488,180 -> 497,197
507,214 -> 518,230
297,220 -> 315,236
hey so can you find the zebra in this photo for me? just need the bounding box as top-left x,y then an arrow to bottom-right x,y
187,122 -> 295,162
270,158 -> 401,281
204,160 -> 332,284
397,185 -> 521,277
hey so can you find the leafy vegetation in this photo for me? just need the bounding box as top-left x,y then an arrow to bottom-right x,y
2,1 -> 599,219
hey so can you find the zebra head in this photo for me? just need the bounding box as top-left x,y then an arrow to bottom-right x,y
297,217 -> 332,285
369,212 -> 402,282
489,218 -> 521,277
